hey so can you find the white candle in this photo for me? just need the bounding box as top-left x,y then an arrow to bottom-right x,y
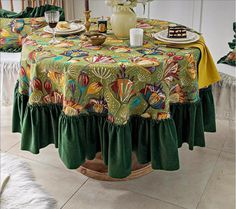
130,28 -> 144,47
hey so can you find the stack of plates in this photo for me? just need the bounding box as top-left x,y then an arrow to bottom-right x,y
153,29 -> 200,44
44,22 -> 85,35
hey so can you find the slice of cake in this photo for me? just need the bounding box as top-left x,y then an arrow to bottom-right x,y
168,24 -> 187,38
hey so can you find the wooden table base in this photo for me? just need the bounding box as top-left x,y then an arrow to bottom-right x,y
77,152 -> 153,181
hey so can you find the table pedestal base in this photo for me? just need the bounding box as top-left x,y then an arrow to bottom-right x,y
77,152 -> 153,181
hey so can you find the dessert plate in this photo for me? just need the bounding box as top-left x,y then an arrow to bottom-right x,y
153,30 -> 200,44
58,22 -> 82,32
44,24 -> 85,35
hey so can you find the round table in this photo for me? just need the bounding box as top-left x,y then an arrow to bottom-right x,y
12,18 -> 213,180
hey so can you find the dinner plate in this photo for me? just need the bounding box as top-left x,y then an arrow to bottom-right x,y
153,30 -> 200,44
44,24 -> 85,35
58,22 -> 82,32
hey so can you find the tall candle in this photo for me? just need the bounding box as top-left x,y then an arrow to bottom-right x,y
85,0 -> 89,11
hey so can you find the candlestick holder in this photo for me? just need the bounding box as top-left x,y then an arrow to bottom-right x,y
84,10 -> 91,32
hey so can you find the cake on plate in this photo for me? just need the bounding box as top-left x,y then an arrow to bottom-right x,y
168,24 -> 187,38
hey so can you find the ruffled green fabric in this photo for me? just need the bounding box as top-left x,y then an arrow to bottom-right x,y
0,5 -> 65,19
12,94 -> 180,178
199,86 -> 216,132
21,104 -> 62,152
170,100 -> 205,150
169,86 -> 216,150
12,83 -> 216,178
58,113 -> 179,178
130,116 -> 179,171
12,83 -> 180,178
12,83 -> 29,133
12,89 -> 62,152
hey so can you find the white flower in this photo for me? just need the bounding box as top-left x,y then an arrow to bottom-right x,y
137,0 -> 153,4
105,0 -> 153,8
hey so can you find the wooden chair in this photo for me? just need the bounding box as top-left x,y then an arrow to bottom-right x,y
0,0 -> 64,11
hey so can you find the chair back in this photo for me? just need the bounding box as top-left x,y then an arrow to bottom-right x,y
0,0 -> 64,12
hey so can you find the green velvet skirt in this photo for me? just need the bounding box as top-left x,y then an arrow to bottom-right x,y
12,82 -> 216,178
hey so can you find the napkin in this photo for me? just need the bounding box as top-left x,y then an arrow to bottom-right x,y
155,36 -> 221,89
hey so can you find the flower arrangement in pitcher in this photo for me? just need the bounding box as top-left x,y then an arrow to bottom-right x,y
105,0 -> 153,8
105,0 -> 153,39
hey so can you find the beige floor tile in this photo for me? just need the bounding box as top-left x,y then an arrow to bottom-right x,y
222,120 -> 235,154
8,154 -> 88,209
107,146 -> 220,209
1,106 -> 13,124
1,106 -> 21,151
205,119 -> 230,151
1,130 -> 20,151
197,152 -> 235,209
63,179 -> 185,209
1,105 -> 12,116
8,143 -> 67,170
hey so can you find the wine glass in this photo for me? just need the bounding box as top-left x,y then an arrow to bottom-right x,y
44,11 -> 60,44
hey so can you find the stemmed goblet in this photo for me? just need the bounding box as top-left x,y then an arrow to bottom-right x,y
44,10 -> 60,44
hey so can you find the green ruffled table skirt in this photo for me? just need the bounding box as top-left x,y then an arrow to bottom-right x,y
12,82 -> 216,178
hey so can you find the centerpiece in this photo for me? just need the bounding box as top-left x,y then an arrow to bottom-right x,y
105,0 -> 153,39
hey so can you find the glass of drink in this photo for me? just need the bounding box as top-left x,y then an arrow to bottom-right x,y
44,10 -> 60,44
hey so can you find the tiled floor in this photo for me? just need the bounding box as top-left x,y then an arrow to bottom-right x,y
1,105 -> 235,209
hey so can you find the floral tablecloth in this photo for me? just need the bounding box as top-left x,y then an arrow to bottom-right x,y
12,18 -> 216,178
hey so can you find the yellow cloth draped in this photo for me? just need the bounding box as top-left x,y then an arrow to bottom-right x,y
155,36 -> 221,89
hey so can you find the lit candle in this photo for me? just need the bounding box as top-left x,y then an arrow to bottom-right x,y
85,0 -> 89,11
130,28 -> 144,47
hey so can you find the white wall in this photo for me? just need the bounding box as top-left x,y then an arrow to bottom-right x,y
201,0 -> 235,63
72,0 -> 112,18
1,0 -> 23,13
71,0 -> 200,28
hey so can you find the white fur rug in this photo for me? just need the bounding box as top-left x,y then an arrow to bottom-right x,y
0,153 -> 57,209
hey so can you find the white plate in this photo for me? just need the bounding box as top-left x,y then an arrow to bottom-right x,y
57,22 -> 82,32
153,30 -> 200,44
44,24 -> 85,35
158,29 -> 197,41
44,24 -> 83,34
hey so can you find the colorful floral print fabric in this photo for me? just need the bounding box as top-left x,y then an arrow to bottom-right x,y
18,18 -> 200,125
0,17 -> 46,51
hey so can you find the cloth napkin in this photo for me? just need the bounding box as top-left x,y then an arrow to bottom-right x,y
155,36 -> 221,89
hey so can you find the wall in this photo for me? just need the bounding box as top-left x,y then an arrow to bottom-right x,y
201,0 -> 235,63
70,0 -> 201,29
1,0 -> 23,12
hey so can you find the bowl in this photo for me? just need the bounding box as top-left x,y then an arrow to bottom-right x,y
84,31 -> 107,46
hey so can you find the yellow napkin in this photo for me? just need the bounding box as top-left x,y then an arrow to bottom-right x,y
155,36 -> 221,89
